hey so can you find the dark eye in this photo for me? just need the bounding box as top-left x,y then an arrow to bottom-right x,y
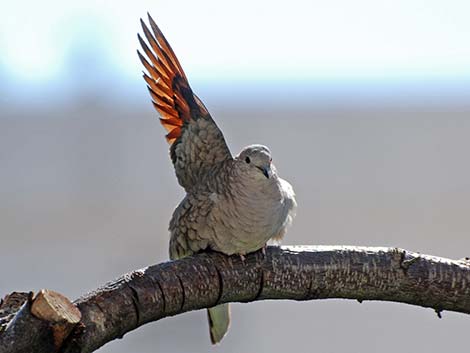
245,157 -> 251,164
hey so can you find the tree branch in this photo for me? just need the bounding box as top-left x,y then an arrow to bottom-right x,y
2,246 -> 470,353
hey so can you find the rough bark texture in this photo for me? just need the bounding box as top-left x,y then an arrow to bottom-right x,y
63,245 -> 470,353
2,246 -> 470,353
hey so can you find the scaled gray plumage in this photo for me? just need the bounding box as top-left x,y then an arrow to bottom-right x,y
138,14 -> 297,344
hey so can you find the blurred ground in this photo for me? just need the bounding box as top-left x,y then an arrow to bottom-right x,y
1,91 -> 469,352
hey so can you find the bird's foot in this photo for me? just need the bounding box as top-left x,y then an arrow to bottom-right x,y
261,245 -> 267,257
239,254 -> 246,262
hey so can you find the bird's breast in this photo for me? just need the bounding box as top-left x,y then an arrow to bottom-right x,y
208,177 -> 293,254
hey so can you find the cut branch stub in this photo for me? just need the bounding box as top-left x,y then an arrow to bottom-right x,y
0,289 -> 80,353
31,289 -> 81,348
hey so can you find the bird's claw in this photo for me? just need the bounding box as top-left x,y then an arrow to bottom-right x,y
261,245 -> 267,257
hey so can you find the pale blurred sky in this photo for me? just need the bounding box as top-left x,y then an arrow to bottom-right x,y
1,0 -> 470,103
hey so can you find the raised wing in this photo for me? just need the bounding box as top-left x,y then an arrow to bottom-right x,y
138,14 -> 232,190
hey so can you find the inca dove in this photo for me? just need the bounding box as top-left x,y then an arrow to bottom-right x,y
137,14 -> 297,344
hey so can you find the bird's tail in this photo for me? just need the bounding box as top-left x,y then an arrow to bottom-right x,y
207,304 -> 230,344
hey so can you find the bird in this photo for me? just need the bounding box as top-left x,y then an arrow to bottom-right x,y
137,13 -> 297,344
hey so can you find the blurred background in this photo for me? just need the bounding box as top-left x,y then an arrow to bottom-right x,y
1,0 -> 470,352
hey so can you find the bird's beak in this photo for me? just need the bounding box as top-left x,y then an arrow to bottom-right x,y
257,166 -> 271,179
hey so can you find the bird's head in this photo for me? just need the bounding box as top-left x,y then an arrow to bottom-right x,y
236,144 -> 274,180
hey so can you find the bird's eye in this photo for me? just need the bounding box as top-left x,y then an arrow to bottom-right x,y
245,157 -> 251,164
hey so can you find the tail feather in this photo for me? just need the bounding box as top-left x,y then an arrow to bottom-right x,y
207,304 -> 230,344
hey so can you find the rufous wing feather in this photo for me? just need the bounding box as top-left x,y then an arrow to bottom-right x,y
137,14 -> 194,142
138,13 -> 233,190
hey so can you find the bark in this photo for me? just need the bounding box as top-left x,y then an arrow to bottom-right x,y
2,246 -> 470,353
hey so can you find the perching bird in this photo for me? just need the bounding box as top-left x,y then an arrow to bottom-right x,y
137,13 -> 297,344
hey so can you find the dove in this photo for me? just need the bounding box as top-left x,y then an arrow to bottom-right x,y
137,14 -> 297,344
